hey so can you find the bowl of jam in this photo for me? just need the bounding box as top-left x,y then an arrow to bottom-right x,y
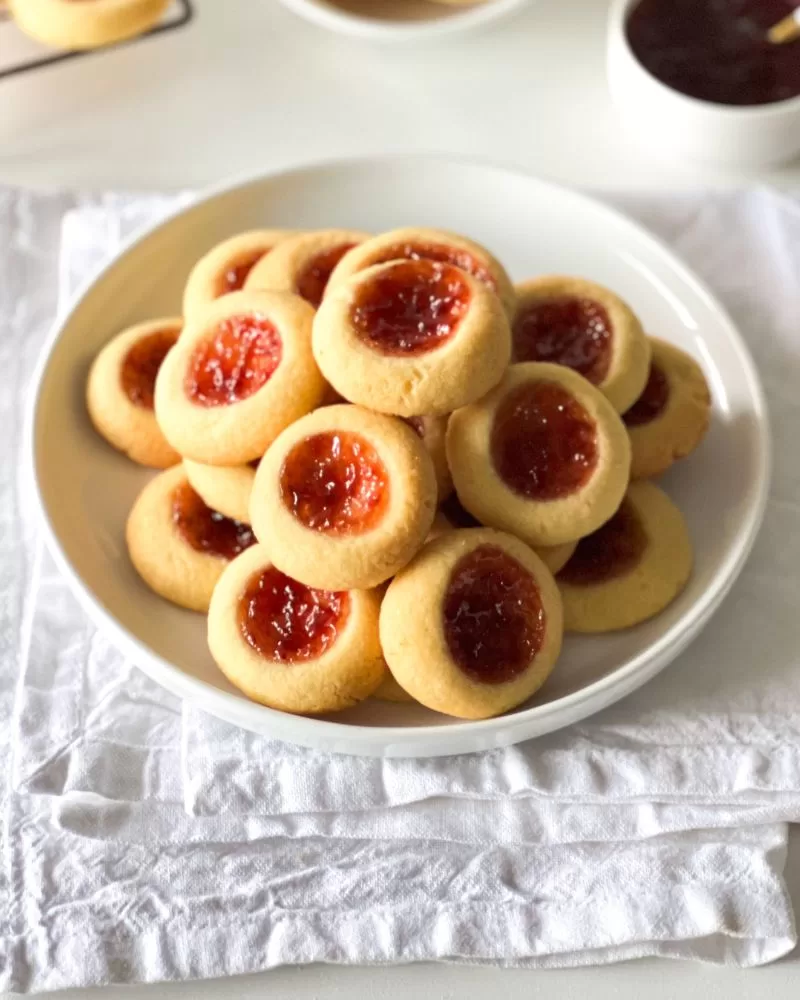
608,0 -> 800,167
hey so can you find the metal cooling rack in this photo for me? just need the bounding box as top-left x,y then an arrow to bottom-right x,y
0,0 -> 193,81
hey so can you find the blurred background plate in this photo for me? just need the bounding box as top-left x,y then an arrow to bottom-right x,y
278,0 -> 532,41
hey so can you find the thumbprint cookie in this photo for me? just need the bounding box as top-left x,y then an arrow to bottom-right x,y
327,227 -> 516,318
313,258 -> 511,416
245,229 -> 370,308
437,494 -> 577,573
380,528 -> 563,720
9,0 -> 170,49
512,276 -> 650,413
403,415 -> 452,501
155,290 -> 325,465
86,317 -> 181,468
207,544 -> 385,714
183,229 -> 299,317
557,481 -> 692,632
623,338 -> 712,480
126,466 -> 256,612
250,404 -> 437,590
183,458 -> 259,525
447,362 -> 631,547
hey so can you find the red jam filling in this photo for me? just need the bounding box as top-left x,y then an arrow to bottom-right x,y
512,296 -> 612,385
185,314 -> 282,406
440,492 -> 482,529
238,566 -> 349,663
172,482 -> 256,560
369,240 -> 496,290
350,259 -> 471,356
280,431 -> 389,535
217,250 -> 266,296
626,0 -> 800,107
491,381 -> 598,501
120,328 -> 178,410
296,243 -> 358,308
624,363 -> 670,426
443,544 -> 546,684
558,500 -> 648,585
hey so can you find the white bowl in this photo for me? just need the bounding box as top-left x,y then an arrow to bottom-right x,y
30,155 -> 769,757
279,0 -> 531,41
608,0 -> 800,168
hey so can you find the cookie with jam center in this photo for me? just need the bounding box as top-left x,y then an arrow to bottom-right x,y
557,480 -> 693,632
208,543 -> 384,715
126,466 -> 257,612
245,229 -> 371,308
314,258 -> 511,417
155,290 -> 325,465
380,528 -> 563,720
326,226 -> 516,318
250,404 -> 437,591
183,229 -> 300,318
623,337 -> 711,480
87,316 -> 182,468
512,276 -> 650,413
447,362 -> 631,547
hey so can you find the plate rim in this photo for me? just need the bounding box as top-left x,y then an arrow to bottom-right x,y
277,0 -> 532,41
27,153 -> 772,756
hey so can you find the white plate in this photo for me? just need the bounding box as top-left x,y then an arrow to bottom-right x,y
30,156 -> 769,757
279,0 -> 531,42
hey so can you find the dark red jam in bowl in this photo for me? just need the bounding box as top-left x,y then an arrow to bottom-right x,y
626,0 -> 800,107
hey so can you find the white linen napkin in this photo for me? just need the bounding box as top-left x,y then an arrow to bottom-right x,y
2,187 -> 800,993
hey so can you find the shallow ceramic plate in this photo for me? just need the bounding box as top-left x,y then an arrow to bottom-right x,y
30,157 -> 769,757
279,0 -> 531,42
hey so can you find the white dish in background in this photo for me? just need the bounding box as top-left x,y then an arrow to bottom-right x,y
607,0 -> 800,168
30,156 -> 768,757
279,0 -> 531,41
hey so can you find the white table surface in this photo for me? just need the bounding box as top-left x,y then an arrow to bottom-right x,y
2,0 -> 799,995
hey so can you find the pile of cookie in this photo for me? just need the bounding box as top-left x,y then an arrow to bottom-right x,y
87,226 -> 710,720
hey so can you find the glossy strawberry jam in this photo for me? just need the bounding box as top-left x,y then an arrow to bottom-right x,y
558,500 -> 648,585
217,251 -> 267,296
350,259 -> 470,356
120,328 -> 179,409
513,296 -> 612,385
238,566 -> 349,663
491,381 -> 598,501
280,431 -> 389,535
370,241 -> 496,290
443,544 -> 546,684
296,243 -> 358,307
172,482 -> 256,559
185,314 -> 282,406
624,363 -> 669,426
